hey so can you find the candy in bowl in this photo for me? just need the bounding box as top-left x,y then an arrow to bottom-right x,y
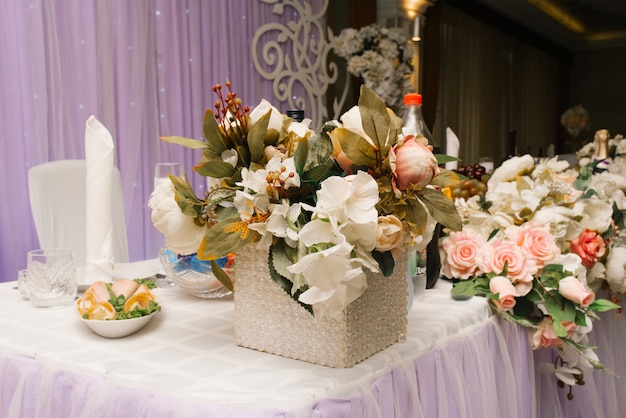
158,248 -> 233,299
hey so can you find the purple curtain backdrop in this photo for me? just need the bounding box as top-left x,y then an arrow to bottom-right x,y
0,0 -> 322,281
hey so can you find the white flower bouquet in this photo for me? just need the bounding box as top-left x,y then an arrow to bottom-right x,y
151,81 -> 461,317
332,24 -> 413,113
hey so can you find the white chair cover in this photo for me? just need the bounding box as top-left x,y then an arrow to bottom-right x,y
27,159 -> 129,266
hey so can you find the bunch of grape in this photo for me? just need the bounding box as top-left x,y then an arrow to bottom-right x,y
449,163 -> 490,200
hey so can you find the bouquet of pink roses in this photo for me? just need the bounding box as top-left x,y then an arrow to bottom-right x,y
443,154 -> 619,397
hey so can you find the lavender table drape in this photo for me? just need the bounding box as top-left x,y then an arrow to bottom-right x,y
0,0 -> 320,282
1,276 -> 625,417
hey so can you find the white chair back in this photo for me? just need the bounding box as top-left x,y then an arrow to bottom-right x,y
28,159 -> 129,266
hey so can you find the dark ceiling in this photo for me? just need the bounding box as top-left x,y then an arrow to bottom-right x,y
476,0 -> 626,51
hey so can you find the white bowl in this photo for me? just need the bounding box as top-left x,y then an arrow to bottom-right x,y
77,309 -> 159,338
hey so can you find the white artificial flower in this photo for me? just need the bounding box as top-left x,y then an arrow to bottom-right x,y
286,118 -> 314,138
221,149 -> 238,167
288,240 -> 367,317
249,99 -> 284,132
237,167 -> 268,195
573,197 -> 613,233
148,179 -> 206,256
338,106 -> 376,146
266,201 -> 301,247
233,190 -> 270,221
487,154 -> 535,191
266,156 -> 300,189
605,246 -> 626,292
313,171 -> 379,225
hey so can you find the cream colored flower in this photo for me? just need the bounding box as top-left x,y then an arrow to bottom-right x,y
375,215 -> 404,251
148,179 -> 206,255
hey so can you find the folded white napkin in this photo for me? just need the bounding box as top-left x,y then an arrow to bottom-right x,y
445,127 -> 460,170
84,116 -> 115,283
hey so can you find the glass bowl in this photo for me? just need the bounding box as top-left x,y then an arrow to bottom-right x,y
158,249 -> 233,299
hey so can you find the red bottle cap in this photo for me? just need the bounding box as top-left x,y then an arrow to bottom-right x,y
404,93 -> 422,105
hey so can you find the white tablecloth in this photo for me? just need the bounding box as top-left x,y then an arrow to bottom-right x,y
1,261 -> 624,417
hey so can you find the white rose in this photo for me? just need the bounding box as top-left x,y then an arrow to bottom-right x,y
375,215 -> 404,251
148,179 -> 206,255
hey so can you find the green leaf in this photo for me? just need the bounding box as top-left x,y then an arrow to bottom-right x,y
293,137 -> 308,176
268,244 -> 313,315
331,127 -> 377,167
210,260 -> 234,291
419,188 -> 463,231
544,292 -> 576,323
197,217 -> 257,260
247,110 -> 271,163
194,159 -> 236,178
170,175 -> 205,218
160,135 -> 209,150
202,109 -> 228,155
451,279 -> 478,297
372,250 -> 395,277
551,318 -> 568,338
358,85 -> 392,153
574,309 -> 588,327
588,299 -> 621,312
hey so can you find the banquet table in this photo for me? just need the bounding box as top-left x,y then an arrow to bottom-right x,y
1,261 -> 625,418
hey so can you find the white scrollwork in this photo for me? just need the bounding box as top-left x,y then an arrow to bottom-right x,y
252,0 -> 348,129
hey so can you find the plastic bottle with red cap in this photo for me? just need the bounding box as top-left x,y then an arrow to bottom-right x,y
401,93 -> 438,152
401,93 -> 441,290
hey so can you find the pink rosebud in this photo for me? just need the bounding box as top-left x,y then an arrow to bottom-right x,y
570,229 -> 606,268
531,317 -> 576,350
441,230 -> 485,280
489,276 -> 517,311
390,138 -> 439,190
558,276 -> 595,308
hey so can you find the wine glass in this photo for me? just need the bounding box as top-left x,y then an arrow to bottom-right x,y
154,162 -> 184,287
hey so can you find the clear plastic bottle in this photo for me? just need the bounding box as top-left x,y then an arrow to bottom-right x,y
402,93 -> 441,290
402,93 -> 439,152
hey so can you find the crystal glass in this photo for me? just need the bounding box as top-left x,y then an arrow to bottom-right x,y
26,248 -> 77,308
154,162 -> 184,287
17,269 -> 29,300
159,248 -> 233,299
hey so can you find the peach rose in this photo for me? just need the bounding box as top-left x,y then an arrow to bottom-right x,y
390,138 -> 439,190
478,238 -> 538,296
441,230 -> 485,280
510,222 -> 560,269
489,276 -> 517,311
375,215 -> 404,251
531,317 -> 576,350
570,229 -> 606,268
558,276 -> 595,307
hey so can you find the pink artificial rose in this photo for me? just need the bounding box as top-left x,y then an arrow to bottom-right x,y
531,317 -> 577,350
390,138 -> 439,190
570,229 -> 606,268
510,222 -> 560,269
558,276 -> 595,307
489,276 -> 517,311
478,239 -> 538,296
441,230 -> 485,280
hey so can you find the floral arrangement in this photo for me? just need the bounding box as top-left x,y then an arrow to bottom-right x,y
443,154 -> 621,396
332,24 -> 413,114
150,81 -> 461,316
560,105 -> 591,138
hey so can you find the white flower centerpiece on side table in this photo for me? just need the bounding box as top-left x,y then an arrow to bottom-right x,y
150,81 -> 461,367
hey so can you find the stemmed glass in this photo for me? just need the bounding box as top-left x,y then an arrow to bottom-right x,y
154,163 -> 184,287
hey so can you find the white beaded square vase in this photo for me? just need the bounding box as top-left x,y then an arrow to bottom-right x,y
232,246 -> 408,368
